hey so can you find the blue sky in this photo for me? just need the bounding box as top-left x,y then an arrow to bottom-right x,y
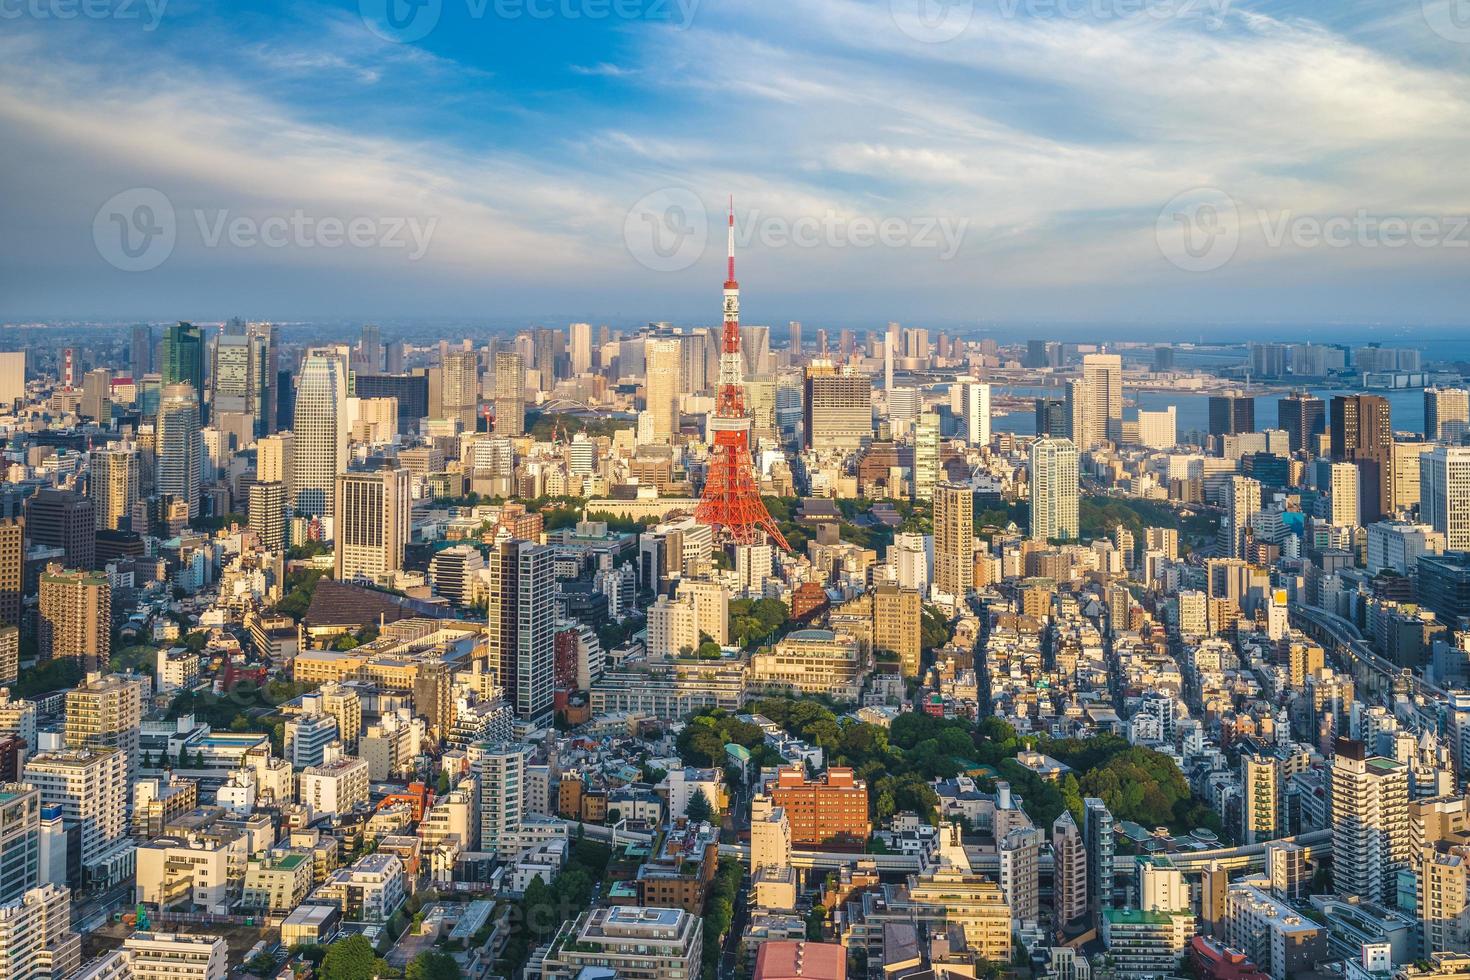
2,0 -> 1468,329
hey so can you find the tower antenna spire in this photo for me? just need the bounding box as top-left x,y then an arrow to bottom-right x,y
727,196 -> 736,284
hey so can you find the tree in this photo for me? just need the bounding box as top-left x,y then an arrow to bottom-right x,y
686,788 -> 714,823
407,951 -> 463,980
319,935 -> 378,980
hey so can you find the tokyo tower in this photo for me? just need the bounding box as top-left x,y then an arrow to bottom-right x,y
694,201 -> 792,552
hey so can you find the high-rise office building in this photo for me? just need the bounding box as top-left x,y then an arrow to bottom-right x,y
334,466 -> 411,582
255,432 -> 293,505
160,322 -> 205,407
493,352 -> 525,437
0,521 -> 19,629
1030,437 -> 1079,541
441,349 -> 480,430
1278,392 -> 1325,454
803,363 -> 871,451
1209,392 -> 1255,437
157,383 -> 202,520
1052,811 -> 1087,929
292,349 -> 348,521
1035,397 -> 1067,437
644,339 -> 681,444
247,481 -> 287,553
1084,797 -> 1115,924
569,322 -> 593,375
933,483 -> 974,599
0,352 -> 22,412
64,673 -> 144,781
1331,394 -> 1393,522
486,539 -> 555,723
1331,737 -> 1409,906
38,568 -> 110,671
24,490 -> 94,571
1074,353 -> 1123,447
80,369 -> 111,422
129,324 -> 153,380
90,443 -> 138,531
963,382 -> 990,447
1421,446 -> 1470,550
1426,388 -> 1470,443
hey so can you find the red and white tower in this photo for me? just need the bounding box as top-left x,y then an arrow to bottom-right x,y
695,201 -> 791,552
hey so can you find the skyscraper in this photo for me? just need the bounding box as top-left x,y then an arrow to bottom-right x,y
248,481 -> 287,553
933,483 -> 974,599
1331,394 -> 1393,522
255,432 -> 293,506
38,568 -> 110,671
1426,387 -> 1470,443
1277,392 -> 1325,454
334,466 -> 411,583
1331,737 -> 1409,905
89,443 -> 138,531
803,363 -> 871,451
644,338 -> 681,444
493,352 -> 525,437
1030,437 -> 1079,541
441,349 -> 480,430
1208,392 -> 1255,437
1224,475 -> 1262,559
569,322 -> 593,375
913,411 -> 940,501
24,490 -> 95,571
1328,461 -> 1361,528
1421,446 -> 1470,550
486,538 -> 555,723
963,381 -> 991,447
1079,353 -> 1123,447
0,522 -> 19,630
79,369 -> 111,422
129,324 -> 152,381
469,742 -> 532,856
157,383 -> 202,520
1034,397 -> 1067,437
160,322 -> 205,401
873,583 -> 922,677
292,350 -> 348,521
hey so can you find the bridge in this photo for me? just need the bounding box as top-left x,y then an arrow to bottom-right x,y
717,828 -> 1332,877
1289,601 -> 1445,705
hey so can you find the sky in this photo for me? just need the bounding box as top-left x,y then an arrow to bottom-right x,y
1,0 -> 1468,330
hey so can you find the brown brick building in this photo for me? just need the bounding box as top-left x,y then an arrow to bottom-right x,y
770,766 -> 870,851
